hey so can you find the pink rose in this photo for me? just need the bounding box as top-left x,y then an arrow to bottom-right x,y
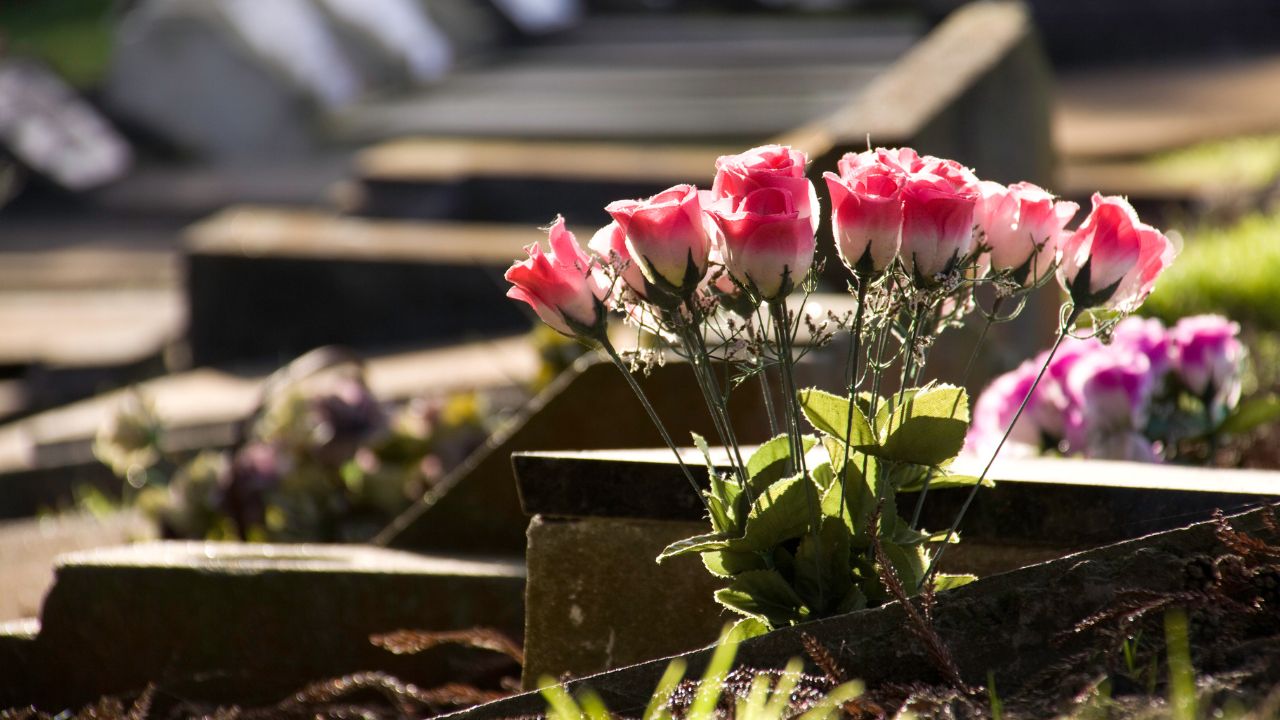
506,216 -> 606,338
823,166 -> 902,275
1169,314 -> 1244,417
1057,194 -> 1177,312
1063,350 -> 1156,459
712,144 -> 819,233
709,186 -> 816,300
605,184 -> 711,299
900,174 -> 979,283
976,181 -> 1078,287
588,220 -> 648,301
965,359 -> 1042,458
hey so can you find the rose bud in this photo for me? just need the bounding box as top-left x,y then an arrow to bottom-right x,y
976,181 -> 1078,287
1057,193 -> 1177,313
823,166 -> 902,276
588,220 -> 648,301
900,173 -> 979,284
1064,350 -> 1158,461
709,186 -> 816,301
506,216 -> 607,338
605,184 -> 711,301
712,144 -> 819,233
1110,316 -> 1171,378
1169,314 -> 1245,417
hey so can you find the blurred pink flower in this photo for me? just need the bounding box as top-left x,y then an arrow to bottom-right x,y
1170,314 -> 1244,419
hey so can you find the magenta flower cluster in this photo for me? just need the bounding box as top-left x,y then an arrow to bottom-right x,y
968,314 -> 1245,462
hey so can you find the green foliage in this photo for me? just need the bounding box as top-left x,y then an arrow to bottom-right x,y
0,0 -> 115,87
1143,210 -> 1280,332
1217,392 -> 1280,436
662,385 -> 973,631
541,627 -> 864,720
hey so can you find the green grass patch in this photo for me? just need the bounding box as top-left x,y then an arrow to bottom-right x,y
0,0 -> 115,87
1143,210 -> 1280,332
1146,134 -> 1280,190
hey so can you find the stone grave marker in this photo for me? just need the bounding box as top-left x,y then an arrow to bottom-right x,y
511,447 -> 1280,685
0,58 -> 131,191
105,0 -> 361,159
442,505 -> 1280,719
184,207 -> 537,366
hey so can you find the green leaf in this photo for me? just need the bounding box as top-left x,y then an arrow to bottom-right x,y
798,388 -> 876,447
896,472 -> 992,493
833,585 -> 868,615
878,542 -> 927,591
706,473 -> 742,535
1218,393 -> 1280,435
729,474 -> 812,552
810,461 -> 836,492
702,549 -> 768,578
657,532 -> 732,563
820,456 -> 893,546
724,617 -> 770,643
744,434 -> 818,495
794,517 -> 853,614
714,569 -> 810,627
874,386 -> 926,435
877,385 -> 970,467
932,573 -> 977,592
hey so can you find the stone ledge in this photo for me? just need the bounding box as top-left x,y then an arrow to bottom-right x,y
9,542 -> 526,709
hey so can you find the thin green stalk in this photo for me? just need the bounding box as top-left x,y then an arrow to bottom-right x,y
772,298 -> 823,611
758,358 -> 780,438
837,278 -> 869,520
922,305 -> 1080,585
910,300 -> 999,529
677,320 -> 749,491
602,339 -> 711,515
689,312 -> 751,485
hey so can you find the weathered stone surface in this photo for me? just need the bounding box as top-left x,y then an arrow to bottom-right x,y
184,207 -> 536,366
106,0 -> 358,159
522,516 -> 730,690
0,511 -> 157,622
510,449 -> 1280,684
11,542 -> 525,709
442,506 -> 1280,720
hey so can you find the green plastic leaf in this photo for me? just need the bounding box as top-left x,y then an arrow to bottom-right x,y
877,385 -> 970,467
798,388 -> 876,447
702,549 -> 768,578
878,541 -> 927,591
833,585 -> 868,615
657,532 -> 732,563
724,617 -> 770,643
897,472 -> 992,493
820,456 -> 894,546
706,473 -> 742,535
729,474 -> 813,552
874,386 -> 926,436
714,569 -> 810,627
794,517 -> 853,614
810,461 -> 836,492
932,573 -> 978,592
1218,393 -> 1280,435
744,434 -> 818,495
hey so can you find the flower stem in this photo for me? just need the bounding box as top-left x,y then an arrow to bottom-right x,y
602,339 -> 712,515
921,304 -> 1080,585
837,278 -> 869,520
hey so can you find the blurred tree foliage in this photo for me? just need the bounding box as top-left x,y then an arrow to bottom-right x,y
0,0 -> 115,87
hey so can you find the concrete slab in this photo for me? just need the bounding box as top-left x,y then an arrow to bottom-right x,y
10,541 -> 526,708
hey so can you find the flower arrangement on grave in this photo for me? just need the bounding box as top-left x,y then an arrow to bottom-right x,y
506,144 -> 1177,634
92,352 -> 492,542
968,313 -> 1280,464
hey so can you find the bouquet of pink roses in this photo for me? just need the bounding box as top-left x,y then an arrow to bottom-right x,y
507,144 -> 1176,634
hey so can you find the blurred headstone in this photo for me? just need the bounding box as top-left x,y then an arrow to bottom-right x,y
316,0 -> 453,90
0,59 -> 130,191
490,0 -> 583,34
105,0 -> 362,159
